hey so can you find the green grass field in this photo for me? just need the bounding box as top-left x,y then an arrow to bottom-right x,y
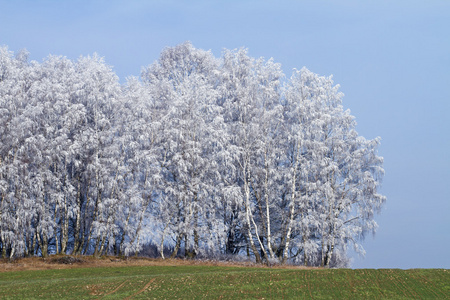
0,264 -> 449,299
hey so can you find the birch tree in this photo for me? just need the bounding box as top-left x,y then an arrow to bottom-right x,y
141,42 -> 220,258
282,68 -> 385,266
218,48 -> 285,263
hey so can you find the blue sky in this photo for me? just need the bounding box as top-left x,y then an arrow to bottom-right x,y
1,0 -> 449,269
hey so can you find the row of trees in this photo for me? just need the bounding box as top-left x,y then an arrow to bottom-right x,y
0,42 -> 385,267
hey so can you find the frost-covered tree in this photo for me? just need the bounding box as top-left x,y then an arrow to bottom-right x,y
0,43 -> 385,267
141,42 -> 221,258
111,76 -> 163,256
282,68 -> 385,266
0,47 -> 40,258
68,54 -> 122,256
217,48 -> 286,263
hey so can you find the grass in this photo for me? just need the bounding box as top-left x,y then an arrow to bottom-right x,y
0,257 -> 449,299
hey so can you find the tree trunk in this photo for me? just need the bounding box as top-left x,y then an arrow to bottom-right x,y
61,188 -> 69,254
93,236 -> 101,257
54,202 -> 60,254
170,233 -> 182,258
98,234 -> 107,256
184,233 -> 190,258
160,223 -> 169,259
282,200 -> 295,264
9,242 -> 15,260
0,194 -> 5,258
73,178 -> 83,255
250,211 -> 269,262
263,152 -> 275,260
84,186 -> 101,255
29,232 -> 36,256
1,235 -> 7,259
244,174 -> 262,263
282,141 -> 301,264
37,232 -> 48,258
302,232 -> 308,266
134,233 -> 141,257
42,236 -> 48,259
324,244 -> 334,268
118,211 -> 131,256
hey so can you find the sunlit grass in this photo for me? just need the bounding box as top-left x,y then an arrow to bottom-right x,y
0,263 -> 448,299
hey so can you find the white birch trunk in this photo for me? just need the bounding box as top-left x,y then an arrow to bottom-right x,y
264,152 -> 275,259
243,166 -> 261,263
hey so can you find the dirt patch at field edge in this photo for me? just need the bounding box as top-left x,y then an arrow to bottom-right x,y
0,256 -> 314,272
49,255 -> 85,265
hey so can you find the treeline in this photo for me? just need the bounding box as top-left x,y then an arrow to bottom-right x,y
0,42 -> 385,267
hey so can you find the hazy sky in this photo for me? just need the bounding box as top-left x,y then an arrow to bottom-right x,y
1,0 -> 449,269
